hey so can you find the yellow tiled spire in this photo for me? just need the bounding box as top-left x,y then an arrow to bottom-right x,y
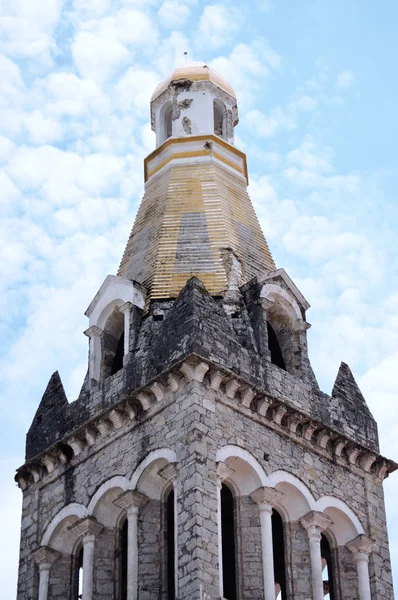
118,64 -> 275,301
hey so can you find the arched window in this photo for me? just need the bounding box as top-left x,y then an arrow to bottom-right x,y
221,484 -> 237,600
111,331 -> 124,375
214,100 -> 226,139
267,321 -> 286,371
73,546 -> 83,600
102,307 -> 124,378
166,489 -> 175,600
160,102 -> 173,144
272,510 -> 287,599
321,534 -> 336,600
120,519 -> 128,600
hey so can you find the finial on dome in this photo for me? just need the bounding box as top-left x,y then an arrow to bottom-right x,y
184,51 -> 188,63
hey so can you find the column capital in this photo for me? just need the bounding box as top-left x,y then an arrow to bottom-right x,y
118,301 -> 133,315
159,463 -> 178,482
300,510 -> 333,534
250,486 -> 286,508
346,534 -> 374,557
68,516 -> 103,539
84,325 -> 103,338
216,461 -> 235,483
32,546 -> 60,567
113,489 -> 148,512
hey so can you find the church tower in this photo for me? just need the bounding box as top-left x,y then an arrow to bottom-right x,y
16,62 -> 396,600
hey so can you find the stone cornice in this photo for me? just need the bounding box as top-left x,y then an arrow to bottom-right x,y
32,546 -> 60,566
68,516 -> 103,539
300,510 -> 334,532
15,355 -> 397,491
113,490 -> 148,511
251,486 -> 286,507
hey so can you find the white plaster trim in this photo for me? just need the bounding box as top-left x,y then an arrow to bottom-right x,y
267,470 -> 364,542
216,445 -> 268,486
316,496 -> 364,543
87,476 -> 131,515
146,153 -> 247,185
130,448 -> 177,489
268,471 -> 316,511
260,283 -> 302,321
85,275 -> 146,326
41,503 -> 88,546
259,268 -> 310,311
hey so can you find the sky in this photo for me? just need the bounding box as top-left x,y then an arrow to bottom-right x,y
1,0 -> 398,597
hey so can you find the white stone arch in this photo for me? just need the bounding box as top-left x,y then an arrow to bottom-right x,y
131,448 -> 177,500
87,475 -> 131,527
316,496 -> 364,545
97,299 -> 124,331
268,470 -> 315,521
216,445 -> 268,495
260,283 -> 302,323
41,503 -> 88,553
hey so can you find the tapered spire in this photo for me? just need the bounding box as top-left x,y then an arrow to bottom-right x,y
118,62 -> 275,302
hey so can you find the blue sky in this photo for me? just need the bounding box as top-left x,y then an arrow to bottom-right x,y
1,0 -> 398,596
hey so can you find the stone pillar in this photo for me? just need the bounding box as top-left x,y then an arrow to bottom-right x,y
159,463 -> 179,598
32,546 -> 60,600
114,490 -> 149,600
119,302 -> 133,358
250,486 -> 286,600
68,516 -> 103,600
216,461 -> 236,599
84,325 -> 103,382
346,535 -> 374,600
300,511 -> 333,600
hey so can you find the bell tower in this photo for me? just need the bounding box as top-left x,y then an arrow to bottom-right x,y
16,62 -> 396,600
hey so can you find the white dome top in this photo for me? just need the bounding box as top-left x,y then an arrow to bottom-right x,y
151,61 -> 236,102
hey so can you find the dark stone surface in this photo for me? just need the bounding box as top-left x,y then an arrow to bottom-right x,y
25,277 -> 379,460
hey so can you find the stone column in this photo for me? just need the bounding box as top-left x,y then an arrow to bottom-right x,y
119,302 -> 133,358
346,535 -> 374,600
32,546 -> 60,600
216,462 -> 235,599
84,325 -> 103,382
300,511 -> 333,600
114,490 -> 149,600
68,516 -> 103,600
251,486 -> 286,600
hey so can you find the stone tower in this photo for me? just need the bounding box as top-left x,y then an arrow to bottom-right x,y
16,62 -> 396,600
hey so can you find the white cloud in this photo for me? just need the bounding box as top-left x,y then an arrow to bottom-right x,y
336,69 -> 355,90
198,4 -> 240,49
72,31 -> 130,82
158,1 -> 191,28
113,67 -> 160,114
286,137 -> 334,174
210,40 -> 282,109
23,110 -> 64,145
245,95 -> 317,138
0,0 -> 63,64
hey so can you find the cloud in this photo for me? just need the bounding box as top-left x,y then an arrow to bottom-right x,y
158,1 -> 191,28
336,69 -> 355,90
0,0 -> 63,65
198,4 -> 240,49
72,31 -> 131,82
286,137 -> 334,174
210,40 -> 282,109
245,95 -> 317,138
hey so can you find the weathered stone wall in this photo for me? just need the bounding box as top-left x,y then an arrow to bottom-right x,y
17,374 -> 394,599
